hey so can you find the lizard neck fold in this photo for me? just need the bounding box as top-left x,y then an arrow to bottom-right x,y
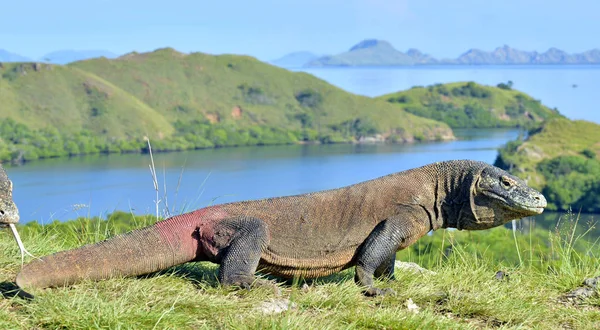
435,161 -> 485,230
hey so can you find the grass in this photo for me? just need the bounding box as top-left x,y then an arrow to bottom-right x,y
0,210 -> 598,329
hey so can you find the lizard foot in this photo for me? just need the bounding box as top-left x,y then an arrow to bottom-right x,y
224,277 -> 281,295
363,287 -> 396,297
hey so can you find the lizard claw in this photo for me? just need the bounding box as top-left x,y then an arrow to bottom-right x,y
223,277 -> 281,295
363,287 -> 396,297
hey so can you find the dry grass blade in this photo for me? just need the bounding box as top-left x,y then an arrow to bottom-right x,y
8,223 -> 38,266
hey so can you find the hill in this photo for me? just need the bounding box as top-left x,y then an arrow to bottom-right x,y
270,51 -> 320,68
41,50 -> 119,64
0,48 -> 453,164
0,62 -> 174,138
378,82 -> 562,128
495,118 -> 600,213
0,49 -> 31,62
306,39 -> 416,67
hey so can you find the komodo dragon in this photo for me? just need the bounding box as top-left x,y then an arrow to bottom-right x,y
15,160 -> 546,296
0,164 -> 34,264
0,164 -> 19,225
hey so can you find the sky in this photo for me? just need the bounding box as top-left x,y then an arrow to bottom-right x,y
1,0 -> 598,61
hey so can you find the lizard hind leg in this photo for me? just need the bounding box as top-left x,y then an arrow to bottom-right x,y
216,216 -> 270,289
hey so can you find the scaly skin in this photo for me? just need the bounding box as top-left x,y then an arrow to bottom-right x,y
15,160 -> 547,296
0,164 -> 19,225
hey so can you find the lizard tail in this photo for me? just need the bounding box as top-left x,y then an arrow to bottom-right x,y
15,214 -> 202,290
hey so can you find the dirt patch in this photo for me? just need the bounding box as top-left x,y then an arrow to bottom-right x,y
437,308 -> 509,329
83,80 -> 113,98
517,144 -> 545,160
206,112 -> 220,124
498,113 -> 510,121
231,106 -> 243,119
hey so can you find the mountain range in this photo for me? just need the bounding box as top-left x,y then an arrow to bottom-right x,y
277,40 -> 600,67
269,51 -> 321,68
3,40 -> 599,67
0,49 -> 118,64
0,49 -> 31,62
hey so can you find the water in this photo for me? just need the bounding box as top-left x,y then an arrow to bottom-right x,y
295,65 -> 600,123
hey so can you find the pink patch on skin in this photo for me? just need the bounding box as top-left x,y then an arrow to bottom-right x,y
154,206 -> 230,260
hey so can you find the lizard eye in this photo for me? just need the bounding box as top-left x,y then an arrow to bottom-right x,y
501,177 -> 511,188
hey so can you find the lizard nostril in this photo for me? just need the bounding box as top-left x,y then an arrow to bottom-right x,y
0,210 -> 4,215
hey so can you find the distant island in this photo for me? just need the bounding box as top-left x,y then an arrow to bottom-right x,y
0,49 -> 118,65
40,50 -> 119,65
0,49 -> 31,62
273,39 -> 600,68
4,41 -> 600,67
270,51 -> 321,68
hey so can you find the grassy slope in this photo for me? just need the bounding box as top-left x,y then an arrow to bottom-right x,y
0,63 -> 173,139
378,82 -> 562,128
1,49 -> 453,145
495,117 -> 600,189
0,213 -> 598,329
71,49 -> 452,141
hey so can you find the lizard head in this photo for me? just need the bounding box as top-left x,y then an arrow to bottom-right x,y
0,164 -> 19,225
462,164 -> 546,230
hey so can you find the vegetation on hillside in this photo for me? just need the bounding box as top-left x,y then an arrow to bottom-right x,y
0,211 -> 598,328
495,117 -> 600,213
0,49 -> 454,164
0,117 -> 300,163
380,81 -> 562,128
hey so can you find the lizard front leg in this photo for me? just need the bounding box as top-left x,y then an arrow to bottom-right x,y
374,254 -> 396,281
354,211 -> 430,297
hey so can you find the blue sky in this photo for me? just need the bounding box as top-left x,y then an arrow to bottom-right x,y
1,0 -> 597,60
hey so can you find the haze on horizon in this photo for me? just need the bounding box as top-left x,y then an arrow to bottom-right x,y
1,0 -> 597,61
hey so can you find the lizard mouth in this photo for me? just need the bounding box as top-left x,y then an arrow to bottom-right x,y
518,205 -> 545,215
512,196 -> 547,215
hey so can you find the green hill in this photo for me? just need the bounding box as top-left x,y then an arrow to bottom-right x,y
495,117 -> 600,213
0,49 -> 453,164
378,82 -> 563,128
0,62 -> 173,138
